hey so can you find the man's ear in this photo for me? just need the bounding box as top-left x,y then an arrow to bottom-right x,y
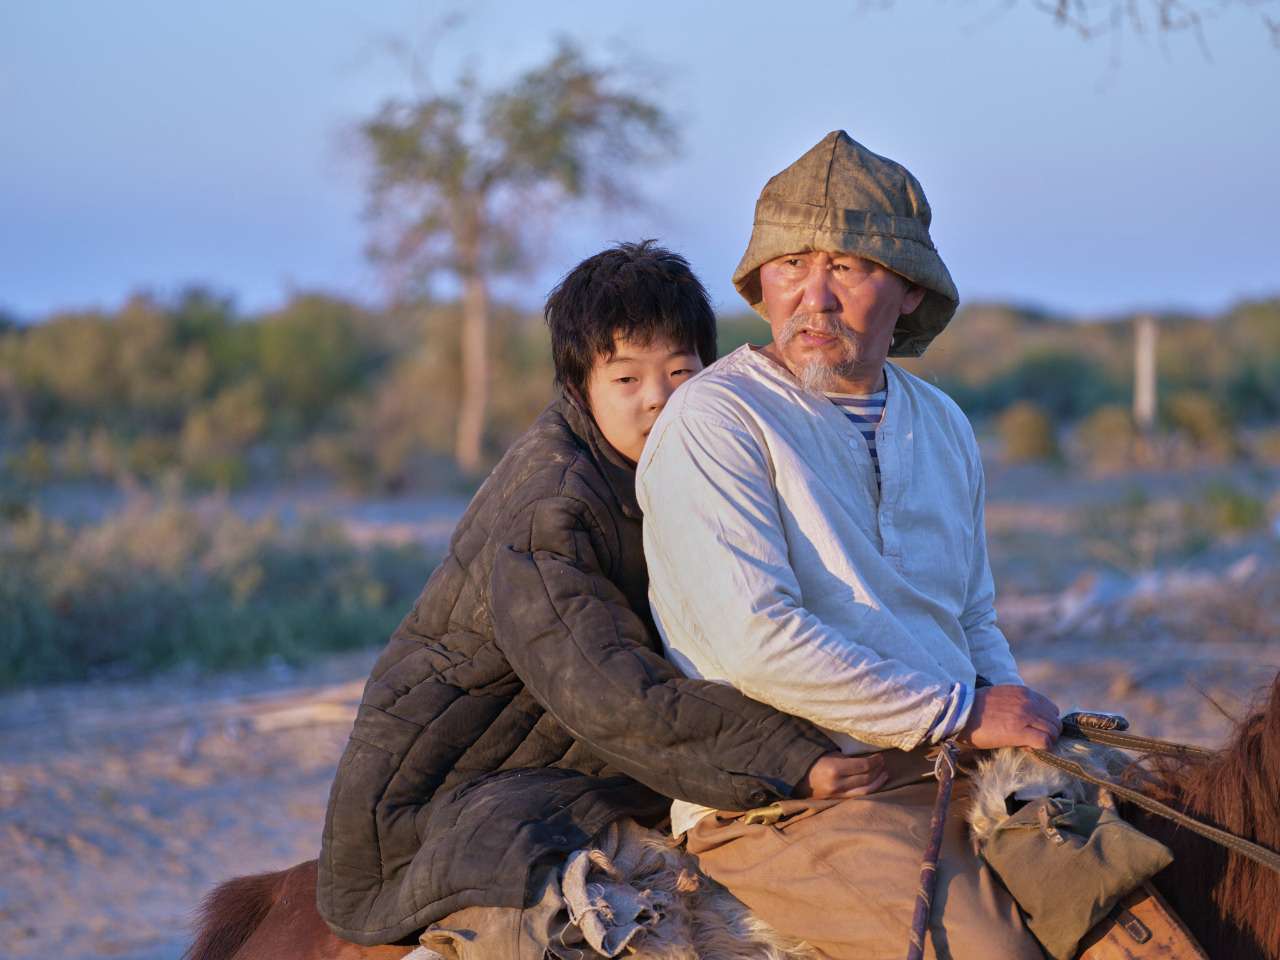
901,284 -> 927,316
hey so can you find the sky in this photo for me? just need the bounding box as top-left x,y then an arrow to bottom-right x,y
2,0 -> 1277,322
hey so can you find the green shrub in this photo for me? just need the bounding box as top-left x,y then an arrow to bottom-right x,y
1252,428 -> 1280,466
125,433 -> 180,478
180,380 -> 267,489
1225,362 -> 1280,422
1199,482 -> 1267,535
9,440 -> 52,484
1074,405 -> 1137,473
997,401 -> 1060,463
988,350 -> 1121,421
256,295 -> 374,432
0,499 -> 435,687
1166,391 -> 1238,462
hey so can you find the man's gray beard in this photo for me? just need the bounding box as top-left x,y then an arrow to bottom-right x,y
777,314 -> 861,395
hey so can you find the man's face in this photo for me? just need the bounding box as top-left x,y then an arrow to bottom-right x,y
585,334 -> 703,464
758,251 -> 925,391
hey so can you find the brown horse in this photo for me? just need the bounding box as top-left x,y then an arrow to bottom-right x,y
1120,675 -> 1280,960
185,675 -> 1280,960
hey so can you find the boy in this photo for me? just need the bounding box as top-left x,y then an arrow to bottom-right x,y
317,242 -> 879,957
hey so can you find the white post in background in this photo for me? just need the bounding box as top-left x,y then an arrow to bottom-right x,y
1134,313 -> 1157,430
1134,313 -> 1158,463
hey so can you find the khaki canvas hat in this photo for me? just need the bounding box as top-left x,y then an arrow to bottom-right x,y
732,130 -> 959,358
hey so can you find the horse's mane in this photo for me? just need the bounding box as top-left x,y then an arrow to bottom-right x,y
183,866 -> 287,960
1133,676 -> 1280,960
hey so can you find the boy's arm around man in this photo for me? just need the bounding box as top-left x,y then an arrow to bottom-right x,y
490,454 -> 835,812
318,400 -> 842,945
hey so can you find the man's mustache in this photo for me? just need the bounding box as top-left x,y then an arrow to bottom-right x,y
778,313 -> 857,348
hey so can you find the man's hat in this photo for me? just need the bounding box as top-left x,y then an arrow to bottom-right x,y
732,130 -> 959,358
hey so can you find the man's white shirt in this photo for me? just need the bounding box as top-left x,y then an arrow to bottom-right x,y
635,345 -> 1021,835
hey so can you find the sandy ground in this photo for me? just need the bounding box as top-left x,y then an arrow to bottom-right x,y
0,653 -> 377,960
3,611 -> 1277,960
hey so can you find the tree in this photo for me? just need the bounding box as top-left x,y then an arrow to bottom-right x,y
360,38 -> 677,473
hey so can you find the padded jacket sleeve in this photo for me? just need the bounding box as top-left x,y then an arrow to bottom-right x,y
489,491 -> 835,812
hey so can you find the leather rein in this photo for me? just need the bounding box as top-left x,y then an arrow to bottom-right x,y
1028,713 -> 1280,877
904,713 -> 1280,959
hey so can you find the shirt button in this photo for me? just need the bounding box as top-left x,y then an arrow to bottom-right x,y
748,790 -> 767,805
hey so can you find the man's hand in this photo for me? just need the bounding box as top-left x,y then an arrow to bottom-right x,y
794,751 -> 889,799
955,684 -> 1061,750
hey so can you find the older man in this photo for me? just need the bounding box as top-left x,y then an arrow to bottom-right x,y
636,131 -> 1060,959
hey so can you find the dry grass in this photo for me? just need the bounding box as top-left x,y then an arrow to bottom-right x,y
0,495 -> 434,686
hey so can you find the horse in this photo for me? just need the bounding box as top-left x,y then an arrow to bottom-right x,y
184,674 -> 1280,960
1120,675 -> 1280,960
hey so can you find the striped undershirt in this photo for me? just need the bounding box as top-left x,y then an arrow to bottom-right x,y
825,389 -> 887,489
824,385 -> 971,743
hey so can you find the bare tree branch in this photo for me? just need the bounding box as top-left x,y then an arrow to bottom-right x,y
1052,0 -> 1277,56
931,0 -> 1278,55
1265,13 -> 1280,45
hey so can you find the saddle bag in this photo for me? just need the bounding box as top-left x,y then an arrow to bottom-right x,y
978,795 -> 1173,960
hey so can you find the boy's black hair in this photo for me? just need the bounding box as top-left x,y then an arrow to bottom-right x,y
545,240 -> 717,402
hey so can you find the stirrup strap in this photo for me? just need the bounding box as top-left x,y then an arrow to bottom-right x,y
1027,747 -> 1280,877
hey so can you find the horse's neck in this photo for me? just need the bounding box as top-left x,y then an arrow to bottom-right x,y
1140,685 -> 1280,960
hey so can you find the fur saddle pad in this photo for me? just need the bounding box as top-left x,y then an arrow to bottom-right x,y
414,743 -> 1126,960
965,740 -> 1130,843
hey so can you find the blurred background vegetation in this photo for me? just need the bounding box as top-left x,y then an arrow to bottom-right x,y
3,25 -> 1277,690
0,288 -> 557,497
5,292 -> 1278,499
0,495 -> 429,686
4,290 -> 1277,687
5,250 -> 1278,692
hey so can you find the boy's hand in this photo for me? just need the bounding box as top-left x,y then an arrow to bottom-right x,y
955,684 -> 1061,750
794,751 -> 888,799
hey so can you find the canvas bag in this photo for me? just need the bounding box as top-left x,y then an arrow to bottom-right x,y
980,795 -> 1174,960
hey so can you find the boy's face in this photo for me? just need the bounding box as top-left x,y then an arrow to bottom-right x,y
584,335 -> 703,464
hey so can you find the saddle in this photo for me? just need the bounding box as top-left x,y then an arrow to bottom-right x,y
1077,883 -> 1208,959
